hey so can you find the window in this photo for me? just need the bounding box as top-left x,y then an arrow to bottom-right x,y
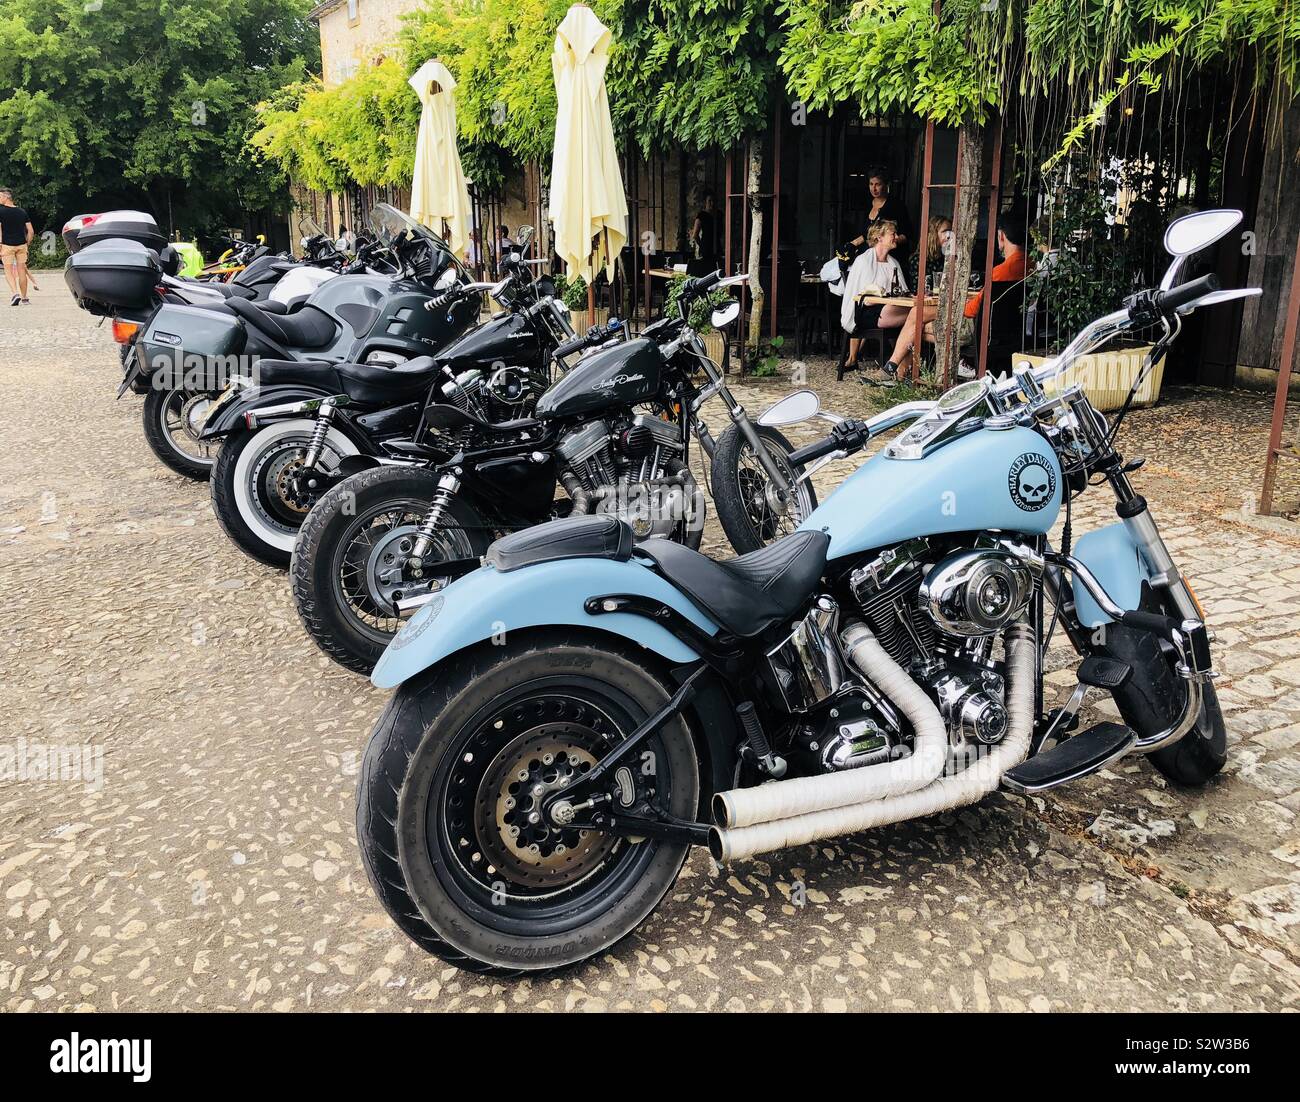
346,0 -> 359,26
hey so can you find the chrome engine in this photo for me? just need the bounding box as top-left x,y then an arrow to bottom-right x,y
778,538 -> 1040,773
556,414 -> 701,541
440,365 -> 547,421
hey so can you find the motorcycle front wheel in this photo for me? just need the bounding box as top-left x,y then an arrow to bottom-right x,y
141,385 -> 221,480
1093,611 -> 1227,786
711,423 -> 818,553
356,634 -> 699,974
290,466 -> 490,674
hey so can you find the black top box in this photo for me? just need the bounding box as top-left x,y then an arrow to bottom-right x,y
65,238 -> 162,313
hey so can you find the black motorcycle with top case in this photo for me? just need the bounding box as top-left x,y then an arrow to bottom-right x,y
202,239 -> 570,568
127,205 -> 477,479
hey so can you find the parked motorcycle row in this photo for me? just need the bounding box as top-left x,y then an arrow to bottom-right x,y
65,205 -> 1257,976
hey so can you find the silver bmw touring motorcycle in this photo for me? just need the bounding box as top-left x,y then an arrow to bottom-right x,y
355,210 -> 1257,974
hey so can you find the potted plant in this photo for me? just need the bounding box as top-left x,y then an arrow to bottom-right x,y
553,272 -> 608,331
1020,161 -> 1164,411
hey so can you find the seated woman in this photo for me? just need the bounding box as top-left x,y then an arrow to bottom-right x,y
840,220 -> 911,377
883,215 -> 954,380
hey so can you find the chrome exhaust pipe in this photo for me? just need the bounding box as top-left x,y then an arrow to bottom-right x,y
714,621 -> 949,829
709,622 -> 1037,863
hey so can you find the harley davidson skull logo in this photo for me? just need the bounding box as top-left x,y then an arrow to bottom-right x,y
1008,453 -> 1056,512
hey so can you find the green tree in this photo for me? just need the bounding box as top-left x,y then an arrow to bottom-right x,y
0,0 -> 318,239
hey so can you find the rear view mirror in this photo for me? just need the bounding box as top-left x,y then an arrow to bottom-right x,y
711,301 -> 741,329
516,225 -> 535,250
1164,210 -> 1241,257
758,389 -> 821,426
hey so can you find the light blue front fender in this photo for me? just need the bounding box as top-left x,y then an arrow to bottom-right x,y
1071,522 -> 1152,628
371,556 -> 721,690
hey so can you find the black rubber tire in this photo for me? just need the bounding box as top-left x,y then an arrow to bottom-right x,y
141,385 -> 217,481
356,634 -> 699,974
711,422 -> 818,554
1094,618 -> 1227,786
208,424 -> 344,571
291,466 -> 491,675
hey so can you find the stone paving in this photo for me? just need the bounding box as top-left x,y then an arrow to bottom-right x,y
2,294 -> 1300,1011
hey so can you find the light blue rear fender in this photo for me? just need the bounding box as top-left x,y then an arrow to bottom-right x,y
370,556 -> 721,690
1071,522 -> 1151,628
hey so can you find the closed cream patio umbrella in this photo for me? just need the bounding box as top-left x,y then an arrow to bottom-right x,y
408,58 -> 472,258
549,3 -> 627,323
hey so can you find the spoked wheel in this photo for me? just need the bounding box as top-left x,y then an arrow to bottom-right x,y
211,420 -> 358,569
291,466 -> 490,675
711,423 -> 818,553
141,385 -> 221,480
356,637 -> 699,974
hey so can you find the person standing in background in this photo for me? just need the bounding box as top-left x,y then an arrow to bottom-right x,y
0,188 -> 34,305
687,188 -> 718,275
837,169 -> 914,265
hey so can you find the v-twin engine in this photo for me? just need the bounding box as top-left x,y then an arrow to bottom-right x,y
556,415 -> 698,541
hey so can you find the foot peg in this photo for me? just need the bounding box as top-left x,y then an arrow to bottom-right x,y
1077,655 -> 1132,690
1002,721 -> 1136,794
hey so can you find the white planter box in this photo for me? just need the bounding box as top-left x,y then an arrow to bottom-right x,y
1019,343 -> 1161,412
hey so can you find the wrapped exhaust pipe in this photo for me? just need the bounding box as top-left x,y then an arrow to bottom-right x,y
709,622 -> 1036,863
715,622 -> 948,829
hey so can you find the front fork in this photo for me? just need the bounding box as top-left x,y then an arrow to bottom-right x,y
689,347 -> 794,497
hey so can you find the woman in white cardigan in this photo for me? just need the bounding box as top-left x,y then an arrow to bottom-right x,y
840,221 -> 911,380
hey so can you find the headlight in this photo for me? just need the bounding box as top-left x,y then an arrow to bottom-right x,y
434,266 -> 459,291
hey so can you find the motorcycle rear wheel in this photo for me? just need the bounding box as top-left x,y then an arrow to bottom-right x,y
141,385 -> 219,480
291,466 -> 489,675
210,420 -> 358,569
356,634 -> 698,974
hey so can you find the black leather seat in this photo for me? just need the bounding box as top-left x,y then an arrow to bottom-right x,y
254,355 -> 441,407
486,515 -> 633,573
635,529 -> 830,637
226,297 -> 337,349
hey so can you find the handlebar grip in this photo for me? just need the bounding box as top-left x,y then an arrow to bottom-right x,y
554,334 -> 590,359
787,436 -> 842,467
684,270 -> 722,297
1154,273 -> 1219,314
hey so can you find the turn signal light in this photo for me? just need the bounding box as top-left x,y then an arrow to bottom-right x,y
111,319 -> 140,344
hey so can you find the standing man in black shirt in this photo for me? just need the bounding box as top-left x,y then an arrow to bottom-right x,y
0,188 -> 35,305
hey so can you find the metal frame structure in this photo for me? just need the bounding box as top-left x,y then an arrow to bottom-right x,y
1259,230 -> 1300,515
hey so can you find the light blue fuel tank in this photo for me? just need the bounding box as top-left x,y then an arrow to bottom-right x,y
798,424 -> 1063,561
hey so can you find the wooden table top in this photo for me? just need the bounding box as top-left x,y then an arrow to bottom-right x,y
856,294 -> 939,307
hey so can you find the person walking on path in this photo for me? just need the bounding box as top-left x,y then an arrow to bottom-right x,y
0,188 -> 35,305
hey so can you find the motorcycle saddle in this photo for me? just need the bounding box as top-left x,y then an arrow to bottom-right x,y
254,355 -> 440,407
226,297 -> 337,349
634,529 -> 830,638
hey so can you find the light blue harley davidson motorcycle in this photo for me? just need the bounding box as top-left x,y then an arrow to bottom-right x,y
355,210 -> 1257,974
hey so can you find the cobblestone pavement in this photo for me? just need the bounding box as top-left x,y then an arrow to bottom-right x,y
2,295 -> 1300,1011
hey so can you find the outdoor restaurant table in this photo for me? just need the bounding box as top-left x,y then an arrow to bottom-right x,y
855,294 -> 940,307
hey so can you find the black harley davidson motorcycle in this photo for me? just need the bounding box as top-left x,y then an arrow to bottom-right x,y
289,271 -> 805,675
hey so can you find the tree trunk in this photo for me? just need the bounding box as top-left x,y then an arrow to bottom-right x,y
745,138 -> 765,353
933,121 -> 983,386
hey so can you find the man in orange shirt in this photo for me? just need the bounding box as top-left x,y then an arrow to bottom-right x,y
965,212 -> 1029,322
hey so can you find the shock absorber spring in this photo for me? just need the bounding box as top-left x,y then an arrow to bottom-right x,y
300,400 -> 337,471
408,474 -> 462,572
